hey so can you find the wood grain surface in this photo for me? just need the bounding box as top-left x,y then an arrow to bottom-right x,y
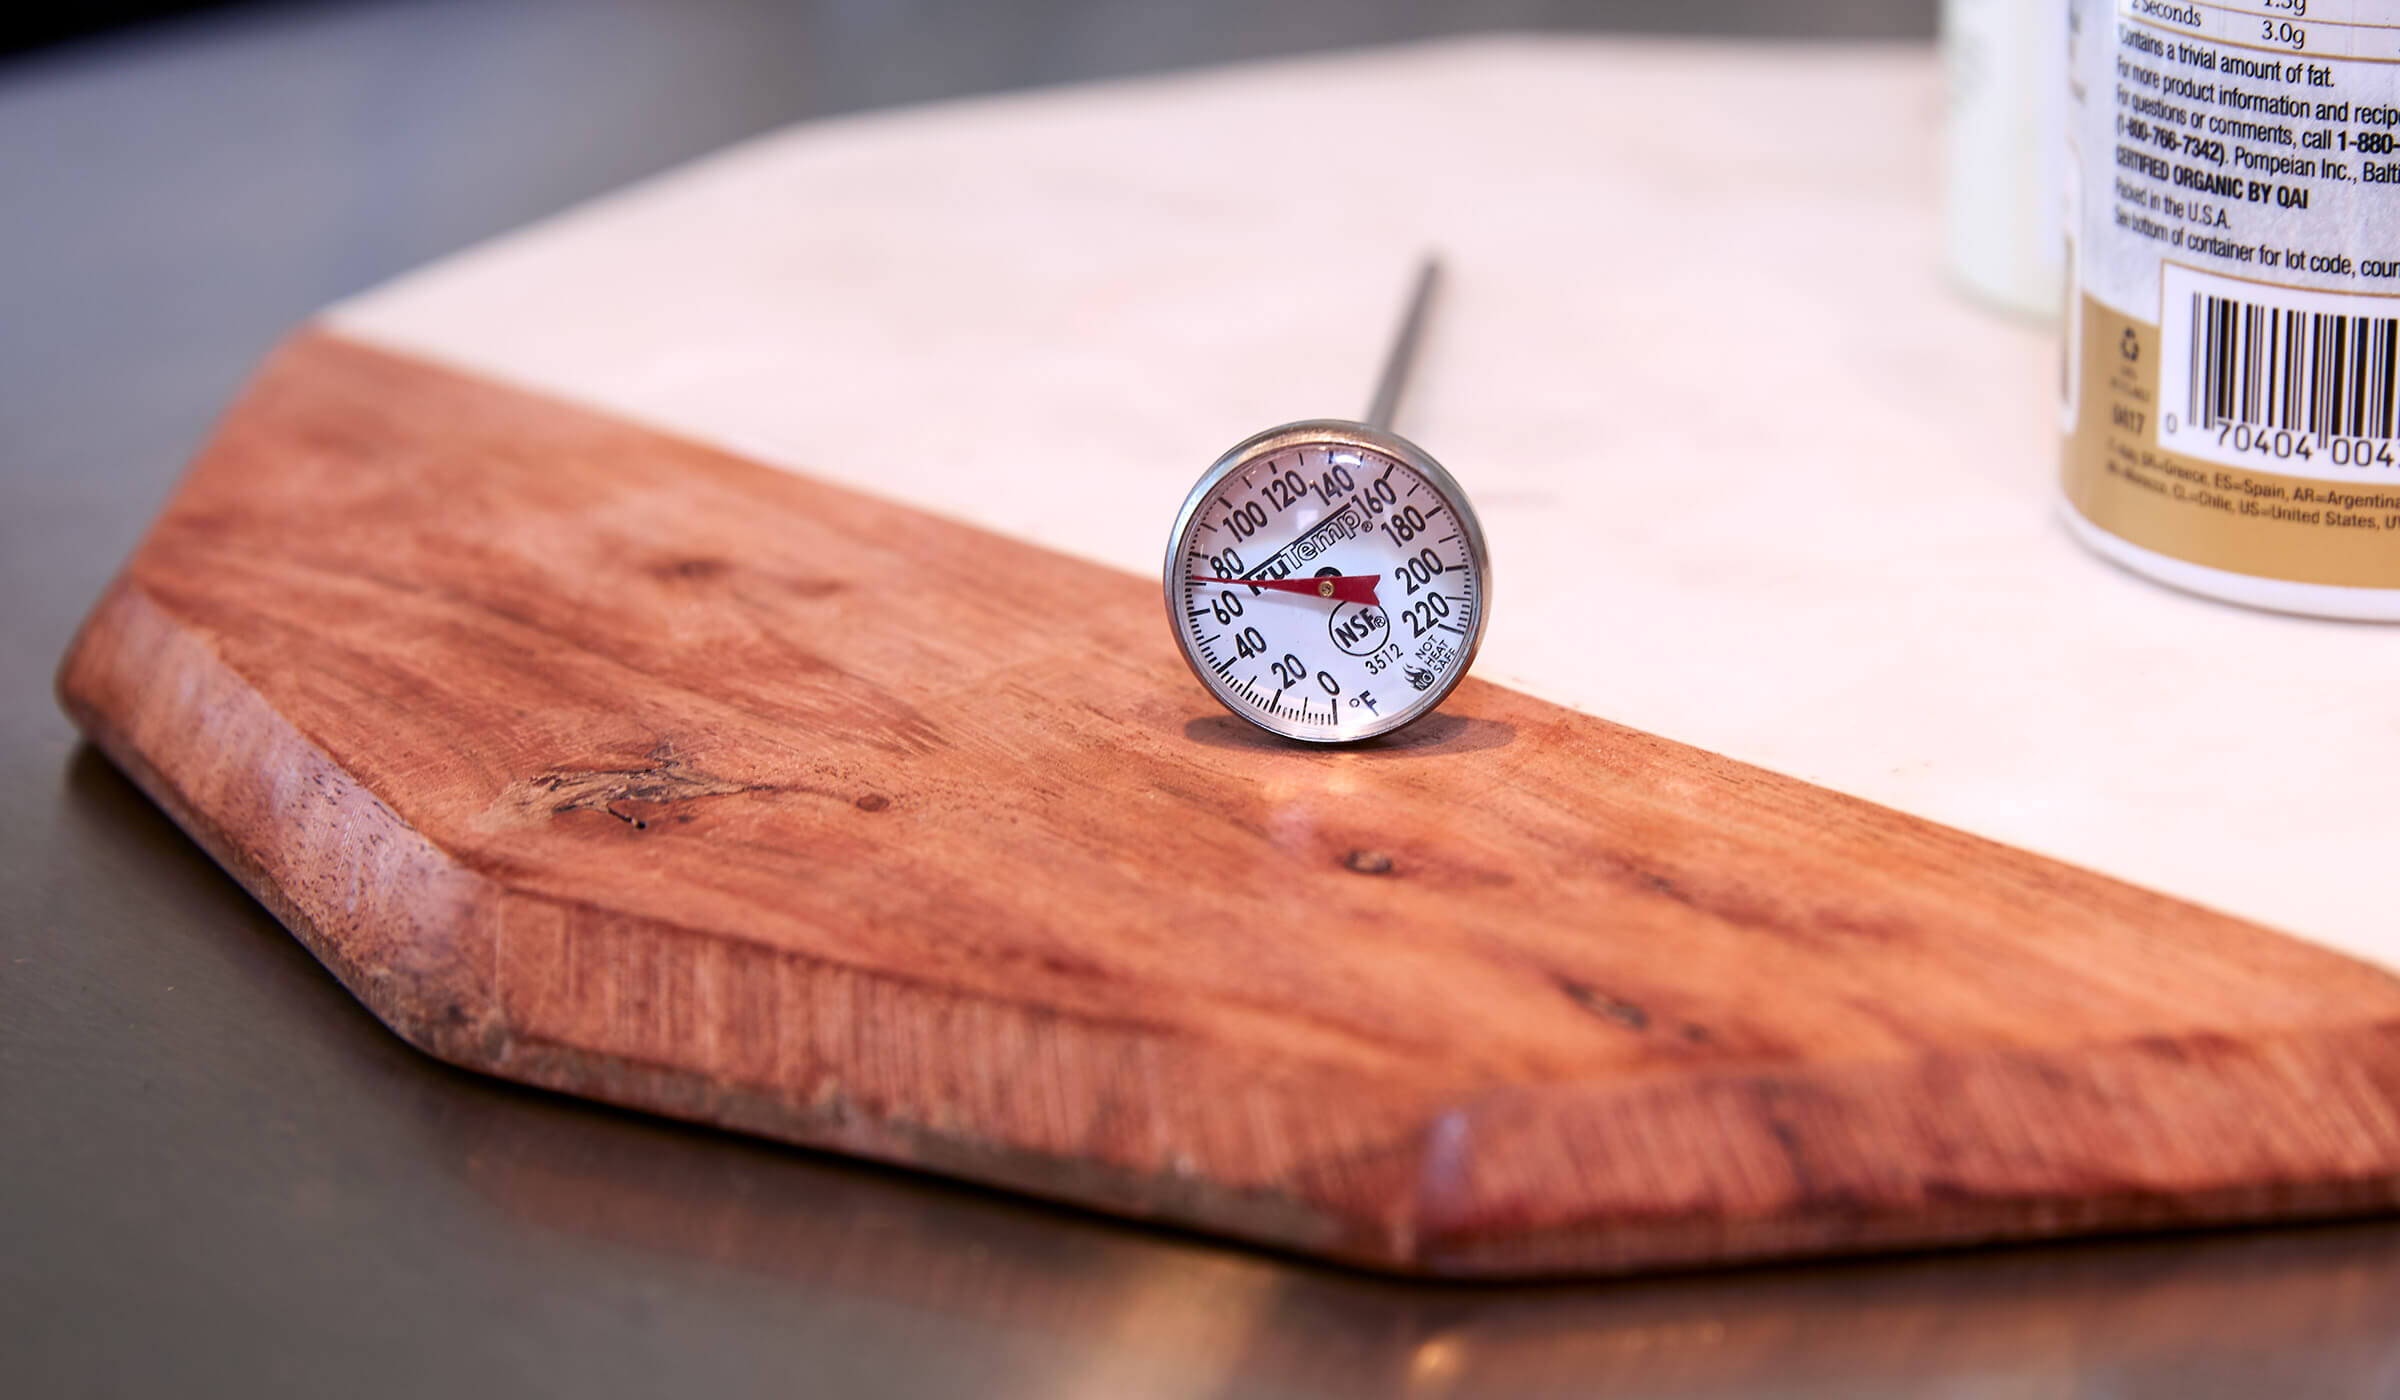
55,330 -> 2400,1276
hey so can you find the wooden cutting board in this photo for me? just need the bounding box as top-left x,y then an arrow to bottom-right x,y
55,38 -> 2400,1277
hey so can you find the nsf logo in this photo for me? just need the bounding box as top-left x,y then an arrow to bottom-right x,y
1328,601 -> 1388,655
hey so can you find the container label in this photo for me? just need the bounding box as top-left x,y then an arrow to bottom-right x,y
2065,0 -> 2400,586
2065,295 -> 2400,584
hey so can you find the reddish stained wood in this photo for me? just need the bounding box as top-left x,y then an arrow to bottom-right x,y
54,329 -> 2400,1277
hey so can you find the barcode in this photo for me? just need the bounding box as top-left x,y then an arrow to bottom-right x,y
2185,290 -> 2400,442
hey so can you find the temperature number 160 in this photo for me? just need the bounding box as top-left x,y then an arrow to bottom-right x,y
1357,471 -> 1432,548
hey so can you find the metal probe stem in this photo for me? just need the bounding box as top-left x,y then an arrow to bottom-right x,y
1363,256 -> 1442,434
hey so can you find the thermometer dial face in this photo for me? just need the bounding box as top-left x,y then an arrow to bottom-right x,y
1163,421 -> 1490,743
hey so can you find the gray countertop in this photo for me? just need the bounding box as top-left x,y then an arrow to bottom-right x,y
11,2 -> 2400,1395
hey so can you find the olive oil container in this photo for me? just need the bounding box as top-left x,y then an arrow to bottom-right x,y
2063,0 -> 2400,619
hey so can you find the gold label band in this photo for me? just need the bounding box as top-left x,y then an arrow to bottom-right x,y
2063,295 -> 2400,589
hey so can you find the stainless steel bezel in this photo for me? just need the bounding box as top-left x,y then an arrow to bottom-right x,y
1161,419 -> 1491,744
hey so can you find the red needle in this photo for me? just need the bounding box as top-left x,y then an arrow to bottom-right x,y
1193,575 -> 1382,606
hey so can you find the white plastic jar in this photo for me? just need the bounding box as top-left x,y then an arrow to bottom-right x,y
2062,0 -> 2400,620
1945,0 -> 2069,316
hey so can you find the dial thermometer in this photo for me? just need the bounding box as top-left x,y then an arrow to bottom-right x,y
1163,260 -> 1489,742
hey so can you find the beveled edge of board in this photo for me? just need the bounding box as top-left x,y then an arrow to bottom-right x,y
53,327 -> 2400,1279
